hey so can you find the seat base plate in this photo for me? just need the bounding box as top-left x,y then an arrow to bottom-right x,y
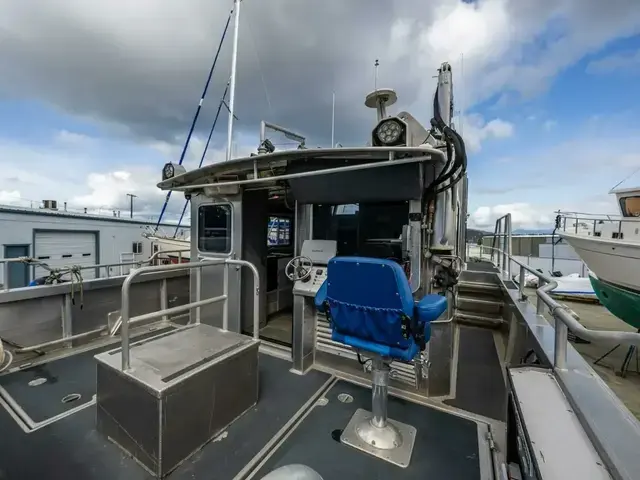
340,408 -> 416,468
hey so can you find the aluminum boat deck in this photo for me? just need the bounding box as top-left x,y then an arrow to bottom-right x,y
0,321 -> 503,479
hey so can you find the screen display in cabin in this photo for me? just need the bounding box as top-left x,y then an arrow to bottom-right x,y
198,204 -> 232,253
267,216 -> 291,246
312,201 -> 409,257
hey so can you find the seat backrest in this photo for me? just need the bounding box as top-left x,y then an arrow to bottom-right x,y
324,256 -> 414,349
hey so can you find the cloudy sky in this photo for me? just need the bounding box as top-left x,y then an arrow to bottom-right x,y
0,0 -> 639,230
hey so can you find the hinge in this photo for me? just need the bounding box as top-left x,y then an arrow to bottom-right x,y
486,430 -> 496,451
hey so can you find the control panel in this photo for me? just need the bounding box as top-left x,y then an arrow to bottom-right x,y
293,240 -> 337,297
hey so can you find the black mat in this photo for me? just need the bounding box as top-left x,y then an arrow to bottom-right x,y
0,327 -> 175,423
0,353 -> 330,479
445,327 -> 506,420
254,381 -> 481,479
0,404 -> 154,480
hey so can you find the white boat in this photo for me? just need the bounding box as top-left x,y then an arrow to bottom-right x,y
144,228 -> 191,262
559,187 -> 640,328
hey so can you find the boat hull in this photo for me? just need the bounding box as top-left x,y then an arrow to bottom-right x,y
560,233 -> 640,327
559,233 -> 640,292
589,274 -> 640,329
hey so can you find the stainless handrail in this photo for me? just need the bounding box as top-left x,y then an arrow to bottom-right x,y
556,211 -> 640,237
1,249 -> 189,291
490,214 -> 512,278
481,245 -> 640,369
120,258 -> 260,371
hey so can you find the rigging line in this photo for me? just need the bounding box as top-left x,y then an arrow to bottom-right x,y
154,5 -> 234,232
245,9 -> 272,117
174,81 -> 232,236
609,164 -> 640,194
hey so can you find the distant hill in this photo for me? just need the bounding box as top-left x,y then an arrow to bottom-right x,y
467,228 -> 490,244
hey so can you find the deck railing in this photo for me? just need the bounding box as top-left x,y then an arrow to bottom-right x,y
556,210 -> 640,237
490,214 -> 512,278
0,249 -> 190,292
485,215 -> 640,370
119,258 -> 260,371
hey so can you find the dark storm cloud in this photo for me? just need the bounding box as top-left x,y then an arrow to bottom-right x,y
0,0 -> 639,150
0,0 -> 429,147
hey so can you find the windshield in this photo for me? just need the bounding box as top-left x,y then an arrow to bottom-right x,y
312,201 -> 408,257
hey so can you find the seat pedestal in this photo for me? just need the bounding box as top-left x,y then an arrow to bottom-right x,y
340,357 -> 416,468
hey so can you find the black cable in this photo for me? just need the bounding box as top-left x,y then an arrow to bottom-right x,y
357,352 -> 372,367
424,84 -> 468,200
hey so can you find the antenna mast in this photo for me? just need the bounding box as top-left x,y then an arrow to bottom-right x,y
374,59 -> 379,91
226,0 -> 242,162
331,91 -> 336,148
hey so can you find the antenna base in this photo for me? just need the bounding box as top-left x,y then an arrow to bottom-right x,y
365,89 -> 397,122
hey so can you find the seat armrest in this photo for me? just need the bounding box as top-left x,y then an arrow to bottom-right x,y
314,280 -> 328,312
415,294 -> 448,324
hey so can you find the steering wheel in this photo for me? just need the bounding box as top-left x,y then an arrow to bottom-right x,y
285,256 -> 313,282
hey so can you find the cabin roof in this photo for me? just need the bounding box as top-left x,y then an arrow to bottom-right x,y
157,145 -> 446,191
0,204 -> 189,228
611,186 -> 640,196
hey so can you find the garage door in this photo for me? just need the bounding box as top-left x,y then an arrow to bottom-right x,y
34,231 -> 97,280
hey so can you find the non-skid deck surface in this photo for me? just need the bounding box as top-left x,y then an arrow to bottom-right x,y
254,380 -> 481,479
0,352 -> 330,479
260,311 -> 293,346
466,260 -> 499,273
445,326 -> 506,420
0,327 -> 175,423
170,354 -> 329,479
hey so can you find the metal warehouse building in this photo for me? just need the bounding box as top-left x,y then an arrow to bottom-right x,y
0,202 -> 189,289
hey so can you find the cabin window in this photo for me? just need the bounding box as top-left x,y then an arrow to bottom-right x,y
619,196 -> 640,217
132,242 -> 143,254
267,216 -> 291,246
312,201 -> 409,257
198,204 -> 232,254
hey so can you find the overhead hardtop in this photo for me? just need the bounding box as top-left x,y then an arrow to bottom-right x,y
156,145 -> 445,192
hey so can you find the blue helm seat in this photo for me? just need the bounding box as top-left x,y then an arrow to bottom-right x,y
314,256 -> 447,362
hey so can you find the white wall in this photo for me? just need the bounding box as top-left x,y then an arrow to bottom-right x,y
467,244 -> 588,276
0,208 -> 190,282
512,255 -> 587,276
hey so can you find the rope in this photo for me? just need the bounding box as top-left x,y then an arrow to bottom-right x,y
173,80 -> 232,237
154,5 -> 235,231
17,257 -> 85,309
245,9 -> 272,117
609,165 -> 640,193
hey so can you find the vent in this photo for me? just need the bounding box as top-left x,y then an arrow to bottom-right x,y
315,313 -> 418,387
42,200 -> 58,210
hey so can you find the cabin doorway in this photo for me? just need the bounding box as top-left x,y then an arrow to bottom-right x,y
241,189 -> 295,347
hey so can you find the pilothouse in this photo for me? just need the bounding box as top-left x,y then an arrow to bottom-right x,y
0,61 -> 638,480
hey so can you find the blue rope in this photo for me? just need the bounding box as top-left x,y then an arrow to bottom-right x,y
154,7 -> 234,232
173,81 -> 231,237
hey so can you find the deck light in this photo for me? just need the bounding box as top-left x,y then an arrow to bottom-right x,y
373,118 -> 405,146
162,162 -> 187,181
